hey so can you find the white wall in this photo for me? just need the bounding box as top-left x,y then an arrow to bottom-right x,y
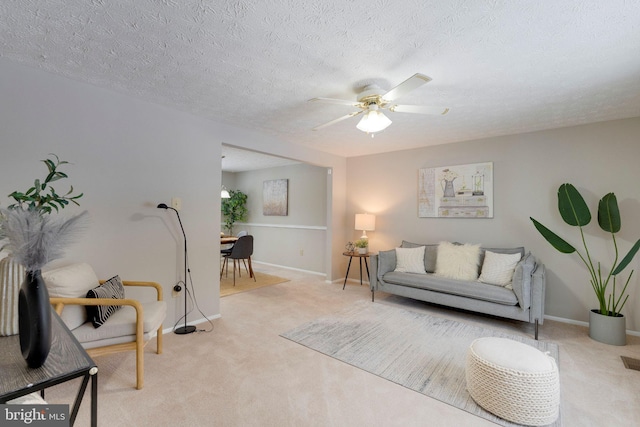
223,163 -> 328,273
0,58 -> 347,329
11,57 -> 633,332
347,118 -> 640,332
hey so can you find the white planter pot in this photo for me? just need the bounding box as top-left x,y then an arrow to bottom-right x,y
589,309 -> 626,346
357,247 -> 368,254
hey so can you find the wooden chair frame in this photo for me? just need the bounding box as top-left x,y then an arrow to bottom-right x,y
49,280 -> 164,390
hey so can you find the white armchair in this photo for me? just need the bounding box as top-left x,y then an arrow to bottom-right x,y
44,263 -> 166,390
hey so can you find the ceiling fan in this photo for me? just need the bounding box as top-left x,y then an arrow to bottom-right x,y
309,73 -> 449,135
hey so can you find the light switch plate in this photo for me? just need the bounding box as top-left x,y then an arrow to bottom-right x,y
171,197 -> 182,211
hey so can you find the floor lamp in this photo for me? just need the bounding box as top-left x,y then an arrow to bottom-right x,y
157,203 -> 196,334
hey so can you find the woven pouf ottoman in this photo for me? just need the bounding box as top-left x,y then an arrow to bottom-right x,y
466,337 -> 560,426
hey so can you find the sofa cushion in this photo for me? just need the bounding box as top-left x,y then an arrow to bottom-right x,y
86,275 -> 125,328
394,246 -> 427,274
382,271 -> 518,305
44,263 -> 100,330
435,242 -> 481,281
401,241 -> 438,272
479,251 -> 522,286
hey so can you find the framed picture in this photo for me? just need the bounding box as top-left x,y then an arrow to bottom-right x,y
263,179 -> 288,216
418,162 -> 493,218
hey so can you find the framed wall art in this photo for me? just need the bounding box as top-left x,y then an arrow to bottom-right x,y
263,179 -> 288,216
418,162 -> 493,218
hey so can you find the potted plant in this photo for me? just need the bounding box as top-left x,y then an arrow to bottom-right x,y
221,190 -> 248,236
530,183 -> 640,345
354,238 -> 369,255
0,154 -> 87,367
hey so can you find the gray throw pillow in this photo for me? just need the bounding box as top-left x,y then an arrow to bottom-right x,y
511,252 -> 534,309
377,249 -> 397,278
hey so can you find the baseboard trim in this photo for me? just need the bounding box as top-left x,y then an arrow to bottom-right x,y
251,260 -> 326,277
544,314 -> 640,337
162,314 -> 221,335
339,278 -> 370,286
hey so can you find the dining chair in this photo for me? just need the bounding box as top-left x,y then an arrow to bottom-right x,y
220,235 -> 255,285
220,230 -> 249,256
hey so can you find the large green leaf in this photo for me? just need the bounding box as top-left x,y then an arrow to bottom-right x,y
597,193 -> 620,233
530,217 -> 576,254
558,183 -> 591,226
612,239 -> 640,275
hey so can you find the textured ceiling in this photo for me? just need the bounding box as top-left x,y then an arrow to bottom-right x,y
2,0 -> 640,158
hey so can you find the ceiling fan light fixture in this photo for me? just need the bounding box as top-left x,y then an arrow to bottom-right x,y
356,109 -> 392,134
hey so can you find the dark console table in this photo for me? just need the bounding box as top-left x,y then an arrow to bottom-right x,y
342,251 -> 373,290
0,311 -> 98,426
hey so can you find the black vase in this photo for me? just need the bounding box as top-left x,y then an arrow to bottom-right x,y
18,269 -> 52,368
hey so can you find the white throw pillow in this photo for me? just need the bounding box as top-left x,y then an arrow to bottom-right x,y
479,250 -> 522,286
394,246 -> 427,274
43,263 -> 101,330
435,241 -> 481,281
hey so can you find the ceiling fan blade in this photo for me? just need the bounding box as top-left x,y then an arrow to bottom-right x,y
312,111 -> 363,131
381,73 -> 432,102
309,97 -> 362,107
388,105 -> 450,115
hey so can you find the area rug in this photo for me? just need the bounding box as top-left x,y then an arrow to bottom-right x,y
220,272 -> 289,297
281,301 -> 561,427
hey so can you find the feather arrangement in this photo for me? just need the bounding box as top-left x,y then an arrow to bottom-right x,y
0,208 -> 88,272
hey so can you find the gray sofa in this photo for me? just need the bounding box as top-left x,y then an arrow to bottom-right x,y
369,241 -> 546,339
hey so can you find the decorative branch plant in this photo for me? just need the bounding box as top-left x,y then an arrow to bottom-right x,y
530,183 -> 640,317
7,154 -> 83,213
0,154 -> 87,271
221,190 -> 248,236
354,239 -> 368,249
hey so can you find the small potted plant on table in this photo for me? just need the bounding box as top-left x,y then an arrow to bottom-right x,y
354,239 -> 369,255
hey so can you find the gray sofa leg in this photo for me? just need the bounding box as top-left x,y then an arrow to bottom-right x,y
535,318 -> 539,340
371,290 -> 374,302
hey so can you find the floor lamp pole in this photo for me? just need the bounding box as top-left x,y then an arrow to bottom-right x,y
158,203 -> 196,335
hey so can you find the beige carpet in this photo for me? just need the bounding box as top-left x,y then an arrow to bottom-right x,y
282,301 -> 561,427
220,270 -> 289,297
39,265 -> 640,427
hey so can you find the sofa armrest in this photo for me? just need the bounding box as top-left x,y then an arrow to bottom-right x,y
529,261 -> 546,325
369,254 -> 379,291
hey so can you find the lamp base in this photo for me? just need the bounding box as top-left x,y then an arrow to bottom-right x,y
174,325 -> 196,335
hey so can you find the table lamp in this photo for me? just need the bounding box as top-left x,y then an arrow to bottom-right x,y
355,213 -> 375,239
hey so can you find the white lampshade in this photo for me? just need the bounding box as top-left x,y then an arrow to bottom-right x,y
221,186 -> 230,198
355,213 -> 375,239
356,105 -> 392,134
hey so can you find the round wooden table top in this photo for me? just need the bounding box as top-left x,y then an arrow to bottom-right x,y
343,251 -> 371,257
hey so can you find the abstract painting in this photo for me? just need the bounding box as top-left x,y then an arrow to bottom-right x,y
263,179 -> 288,216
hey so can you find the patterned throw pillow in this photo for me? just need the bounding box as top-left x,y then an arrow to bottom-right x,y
478,251 -> 522,286
85,275 -> 125,328
394,246 -> 427,274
